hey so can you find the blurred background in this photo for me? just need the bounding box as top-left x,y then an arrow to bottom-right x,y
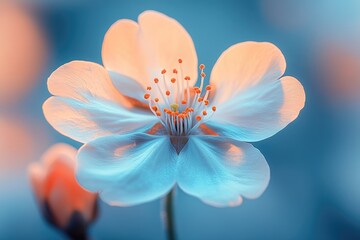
1,0 -> 359,239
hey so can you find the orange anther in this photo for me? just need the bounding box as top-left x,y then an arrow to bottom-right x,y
178,59 -> 183,63
201,72 -> 206,78
154,78 -> 159,83
204,100 -> 209,105
166,90 -> 170,96
164,108 -> 168,112
198,97 -> 203,102
171,78 -> 176,83
188,107 -> 194,112
147,86 -> 152,90
199,64 -> 205,70
154,98 -> 159,102
161,69 -> 166,74
206,85 -> 212,91
196,115 -> 202,121
156,111 -> 161,116
144,93 -> 150,99
173,69 -> 178,74
203,110 -> 207,116
181,100 -> 187,104
152,106 -> 158,111
184,76 -> 191,81
212,106 -> 217,111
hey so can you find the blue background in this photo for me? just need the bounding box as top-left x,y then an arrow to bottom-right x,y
1,0 -> 360,239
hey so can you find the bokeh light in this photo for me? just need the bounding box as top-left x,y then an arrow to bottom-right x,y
0,2 -> 47,107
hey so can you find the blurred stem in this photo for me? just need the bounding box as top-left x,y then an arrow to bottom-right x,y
164,188 -> 176,240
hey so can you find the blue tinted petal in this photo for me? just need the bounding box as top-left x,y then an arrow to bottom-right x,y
177,135 -> 270,207
109,71 -> 146,103
43,61 -> 157,143
208,76 -> 305,142
44,96 -> 156,143
77,133 -> 176,206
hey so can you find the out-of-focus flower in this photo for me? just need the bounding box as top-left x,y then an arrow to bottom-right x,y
28,143 -> 98,239
43,11 -> 305,207
0,114 -> 49,175
313,40 -> 360,103
0,2 -> 47,106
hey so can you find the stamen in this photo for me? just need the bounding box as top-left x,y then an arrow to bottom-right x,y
144,93 -> 150,99
141,59 -> 217,137
199,64 -> 206,91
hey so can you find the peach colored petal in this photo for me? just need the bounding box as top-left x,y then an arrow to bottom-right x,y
102,20 -> 148,88
101,11 -> 198,102
208,76 -> 305,142
28,144 -> 97,228
47,61 -> 130,106
210,42 -> 286,105
28,163 -> 46,200
138,11 -> 198,87
44,61 -> 157,143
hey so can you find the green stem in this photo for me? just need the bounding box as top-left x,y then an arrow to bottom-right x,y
164,188 -> 176,240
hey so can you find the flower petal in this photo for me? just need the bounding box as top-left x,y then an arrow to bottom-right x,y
102,19 -> 148,88
138,11 -> 198,87
208,76 -> 305,142
108,71 -> 146,102
77,133 -> 176,206
177,135 -> 270,207
43,61 -> 157,143
28,143 -> 97,227
210,42 -> 286,105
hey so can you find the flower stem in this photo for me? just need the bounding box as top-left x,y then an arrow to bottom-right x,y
163,188 -> 176,240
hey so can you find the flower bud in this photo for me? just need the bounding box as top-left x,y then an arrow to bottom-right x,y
28,143 -> 98,239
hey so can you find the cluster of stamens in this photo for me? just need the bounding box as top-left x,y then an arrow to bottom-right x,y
143,59 -> 217,136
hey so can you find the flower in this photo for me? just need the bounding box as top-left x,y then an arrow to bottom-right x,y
28,143 -> 98,238
43,11 -> 305,207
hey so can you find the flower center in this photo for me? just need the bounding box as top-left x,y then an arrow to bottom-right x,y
143,59 -> 216,136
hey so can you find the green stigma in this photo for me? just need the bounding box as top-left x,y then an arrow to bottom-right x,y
170,103 -> 179,112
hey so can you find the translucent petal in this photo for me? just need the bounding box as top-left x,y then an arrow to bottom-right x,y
210,42 -> 286,105
101,11 -> 198,101
102,20 -> 148,88
208,76 -> 305,142
43,61 -> 157,143
77,133 -> 176,206
138,11 -> 198,87
177,135 -> 270,207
